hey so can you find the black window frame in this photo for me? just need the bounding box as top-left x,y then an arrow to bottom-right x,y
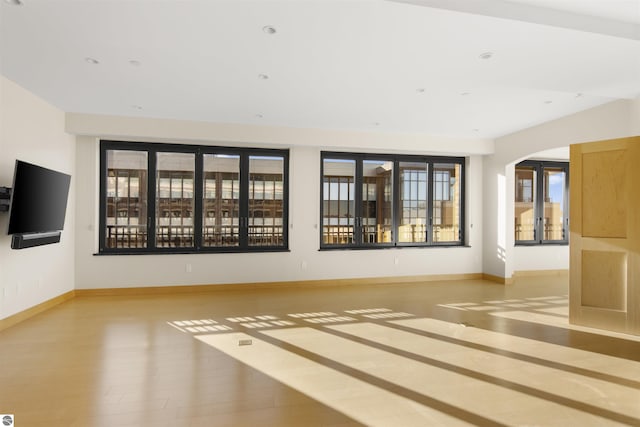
320,151 -> 465,249
514,160 -> 569,246
99,140 -> 289,254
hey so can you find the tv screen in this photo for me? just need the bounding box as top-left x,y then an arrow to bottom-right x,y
7,160 -> 71,235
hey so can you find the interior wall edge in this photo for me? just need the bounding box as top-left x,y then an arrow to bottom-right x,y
74,273 -> 486,296
513,269 -> 569,278
0,290 -> 75,331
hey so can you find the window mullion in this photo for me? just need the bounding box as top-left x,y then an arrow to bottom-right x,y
459,159 -> 465,243
193,151 -> 203,250
427,161 -> 434,244
282,151 -> 290,248
98,147 -> 107,251
392,160 -> 400,246
537,163 -> 544,244
354,158 -> 364,246
239,153 -> 249,248
147,149 -> 157,250
563,164 -> 570,242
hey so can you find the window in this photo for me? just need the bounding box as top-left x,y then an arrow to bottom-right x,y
322,159 -> 356,245
515,160 -> 568,245
156,152 -> 195,248
105,150 -> 148,249
398,161 -> 428,243
248,156 -> 286,247
202,153 -> 240,247
321,152 -> 464,248
100,141 -> 288,254
432,163 -> 462,243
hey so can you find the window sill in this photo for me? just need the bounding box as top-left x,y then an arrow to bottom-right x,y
94,247 -> 291,256
514,242 -> 568,247
319,244 -> 470,251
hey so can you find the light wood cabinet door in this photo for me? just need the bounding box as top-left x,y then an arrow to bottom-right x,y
569,136 -> 640,335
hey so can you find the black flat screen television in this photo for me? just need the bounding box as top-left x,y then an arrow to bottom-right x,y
7,160 -> 71,235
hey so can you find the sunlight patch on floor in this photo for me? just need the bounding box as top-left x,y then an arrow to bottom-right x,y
196,331 -> 472,427
392,318 -> 640,377
326,322 -> 640,419
261,326 -> 637,426
439,295 -> 569,315
174,304 -> 640,427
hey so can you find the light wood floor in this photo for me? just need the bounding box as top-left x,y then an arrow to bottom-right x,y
1,275 -> 640,427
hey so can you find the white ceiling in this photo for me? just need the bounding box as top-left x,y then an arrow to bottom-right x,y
1,0 -> 639,140
504,0 -> 640,24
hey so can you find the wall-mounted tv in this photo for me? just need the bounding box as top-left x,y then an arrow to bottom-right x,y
7,161 -> 71,247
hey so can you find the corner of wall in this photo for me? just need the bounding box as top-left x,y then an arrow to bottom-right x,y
0,76 -> 76,321
482,99 -> 637,281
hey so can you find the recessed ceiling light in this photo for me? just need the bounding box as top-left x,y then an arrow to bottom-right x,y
129,60 -> 141,66
258,74 -> 269,80
85,57 -> 99,65
132,105 -> 143,110
255,114 -> 263,118
416,88 -> 425,93
479,52 -> 494,60
263,26 -> 276,34
575,93 -> 584,98
473,128 -> 480,132
373,122 -> 381,126
544,100 -> 553,104
460,92 -> 471,96
4,0 -> 23,5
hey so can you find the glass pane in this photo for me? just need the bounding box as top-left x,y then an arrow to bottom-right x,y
362,160 -> 393,243
399,162 -> 428,243
156,152 -> 195,248
158,177 -> 170,198
202,154 -> 240,247
249,156 -> 285,246
323,159 -> 356,245
544,168 -> 566,241
130,177 -> 139,198
515,166 -> 536,241
433,163 -> 461,243
105,150 -> 148,249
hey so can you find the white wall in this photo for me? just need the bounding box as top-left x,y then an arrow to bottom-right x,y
0,76 -> 75,320
633,96 -> 640,135
66,113 -> 495,156
514,246 -> 569,272
72,115 -> 485,289
483,98 -> 640,279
